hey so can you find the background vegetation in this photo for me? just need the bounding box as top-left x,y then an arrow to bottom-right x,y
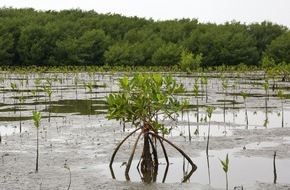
0,7 -> 289,68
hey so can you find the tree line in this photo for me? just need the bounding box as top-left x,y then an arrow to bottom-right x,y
0,7 -> 289,68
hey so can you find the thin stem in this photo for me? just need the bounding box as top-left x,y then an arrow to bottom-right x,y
273,151 -> 277,184
36,127 -> 39,172
226,172 -> 228,190
206,119 -> 211,184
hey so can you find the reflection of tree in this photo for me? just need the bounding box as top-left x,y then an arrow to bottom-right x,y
48,99 -> 106,115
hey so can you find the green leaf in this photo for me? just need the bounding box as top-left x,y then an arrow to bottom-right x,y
153,74 -> 163,86
219,153 -> 229,173
32,110 -> 41,128
278,90 -> 284,99
206,105 -> 215,119
119,76 -> 129,90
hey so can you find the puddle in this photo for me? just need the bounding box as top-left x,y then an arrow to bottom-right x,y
282,137 -> 290,144
0,116 -> 32,122
124,124 -> 232,138
48,99 -> 107,115
169,124 -> 232,137
98,148 -> 290,189
228,109 -> 290,129
244,141 -> 280,149
181,108 -> 290,130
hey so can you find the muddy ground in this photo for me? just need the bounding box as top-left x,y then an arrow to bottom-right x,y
1,112 -> 290,190
1,72 -> 290,189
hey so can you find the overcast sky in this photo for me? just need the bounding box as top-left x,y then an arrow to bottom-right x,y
1,0 -> 289,28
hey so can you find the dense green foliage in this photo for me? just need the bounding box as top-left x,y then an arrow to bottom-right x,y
106,73 -> 187,131
0,7 -> 289,68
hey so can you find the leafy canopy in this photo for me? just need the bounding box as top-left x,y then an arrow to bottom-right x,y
106,73 -> 188,134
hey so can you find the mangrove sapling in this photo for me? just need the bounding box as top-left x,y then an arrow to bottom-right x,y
201,76 -> 208,102
84,82 -> 93,115
10,82 -> 18,113
206,105 -> 215,184
44,88 -> 52,122
219,153 -> 229,190
268,69 -> 279,91
18,94 -> 24,133
193,80 -> 200,136
232,80 -> 238,101
106,73 -> 197,183
58,76 -> 63,99
240,90 -> 249,129
74,74 -> 79,99
0,76 -> 5,101
31,90 -> 37,110
222,78 -> 229,124
205,77 -> 209,103
277,90 -> 285,127
32,110 -> 41,172
263,79 -> 269,127
64,162 -> 72,190
34,78 -> 41,101
187,110 -> 191,142
42,83 -> 52,122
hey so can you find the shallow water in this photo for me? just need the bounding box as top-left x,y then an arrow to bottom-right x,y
100,147 -> 290,189
0,72 -> 289,138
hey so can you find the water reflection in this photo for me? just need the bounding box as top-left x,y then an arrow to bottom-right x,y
48,99 -> 107,115
99,148 -> 290,189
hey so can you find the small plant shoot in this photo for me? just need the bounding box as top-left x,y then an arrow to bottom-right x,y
32,110 -> 41,172
219,153 -> 229,190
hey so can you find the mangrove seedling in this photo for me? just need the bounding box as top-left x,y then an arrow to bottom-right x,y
240,90 -> 249,129
44,88 -> 52,122
219,153 -> 229,190
222,78 -> 229,123
31,90 -> 37,110
106,73 -> 197,183
58,76 -> 63,98
263,78 -> 270,127
18,94 -> 24,133
64,162 -> 71,190
201,75 -> 208,102
84,82 -> 93,115
74,74 -> 79,99
34,78 -> 41,101
193,80 -> 200,136
32,110 -> 41,172
206,105 -> 215,184
206,105 -> 215,155
10,82 -> 18,113
0,76 -> 5,101
277,90 -> 284,127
